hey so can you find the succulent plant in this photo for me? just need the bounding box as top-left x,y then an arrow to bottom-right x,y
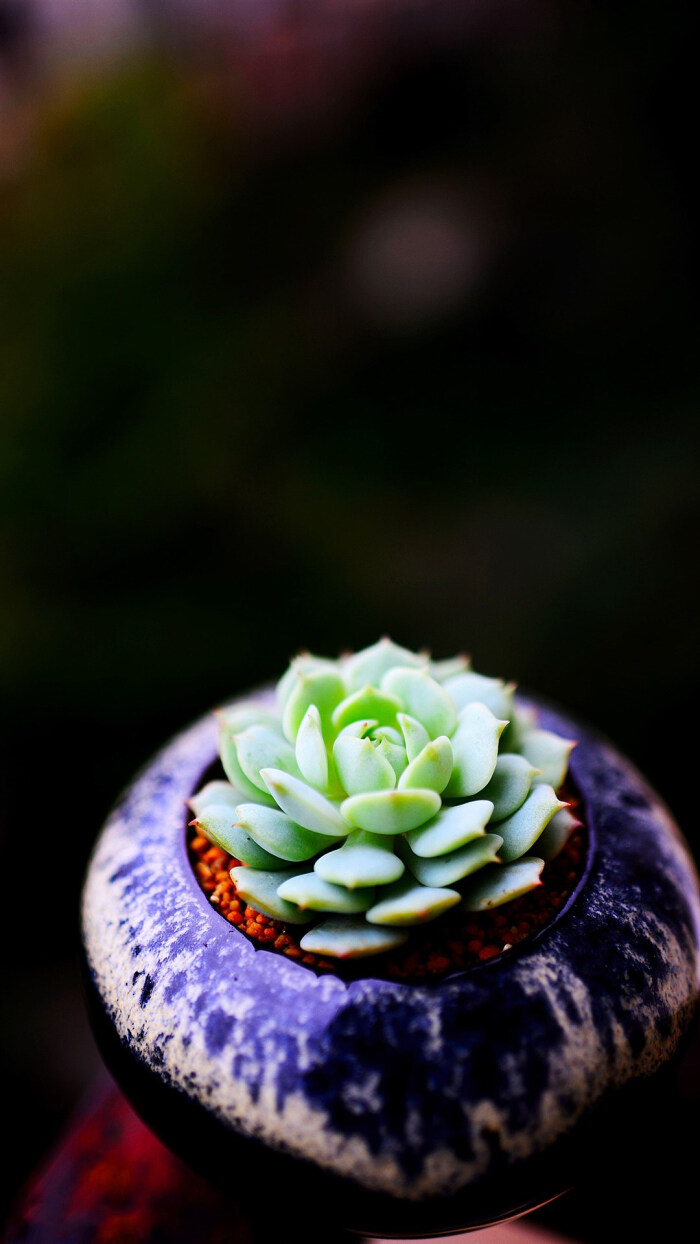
190,639 -> 577,958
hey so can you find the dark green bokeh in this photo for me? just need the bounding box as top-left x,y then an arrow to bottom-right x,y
1,6 -> 698,1221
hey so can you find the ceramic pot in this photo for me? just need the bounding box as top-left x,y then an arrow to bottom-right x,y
81,691 -> 700,1237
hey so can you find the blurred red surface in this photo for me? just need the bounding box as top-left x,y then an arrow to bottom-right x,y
2,1075 -> 251,1244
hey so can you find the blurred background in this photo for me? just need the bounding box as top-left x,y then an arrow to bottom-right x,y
1,0 -> 699,1232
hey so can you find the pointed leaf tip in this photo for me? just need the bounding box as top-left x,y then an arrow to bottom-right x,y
461,856 -> 545,911
497,785 -> 564,862
398,735 -> 453,793
536,805 -> 581,861
261,768 -> 349,837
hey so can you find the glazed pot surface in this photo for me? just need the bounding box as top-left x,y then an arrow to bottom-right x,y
81,693 -> 700,1235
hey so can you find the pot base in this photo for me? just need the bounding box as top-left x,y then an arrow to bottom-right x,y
82,963 -> 695,1239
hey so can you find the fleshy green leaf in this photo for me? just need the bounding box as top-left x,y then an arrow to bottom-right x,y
536,806 -> 582,862
341,788 -> 441,834
344,637 -> 426,692
261,768 -> 349,837
194,808 -> 287,868
480,754 -> 537,821
217,703 -> 280,733
299,918 -> 409,958
282,668 -> 347,742
235,725 -> 300,792
366,877 -> 461,926
397,833 -> 503,887
276,873 -> 373,913
331,686 -> 403,733
397,712 -> 431,763
337,718 -> 378,739
398,735 -> 453,793
295,705 -> 329,791
219,729 -> 277,806
375,737 -> 408,782
497,785 -> 567,862
188,780 -> 245,817
444,703 -> 506,797
500,703 -> 538,752
277,655 -> 339,711
429,654 -> 471,682
520,729 -> 576,791
381,667 -> 458,738
443,671 -> 515,722
405,799 -> 494,857
461,857 -> 544,911
371,725 -> 403,745
235,803 -> 330,862
333,733 -> 397,796
230,865 -> 314,923
314,830 -> 405,888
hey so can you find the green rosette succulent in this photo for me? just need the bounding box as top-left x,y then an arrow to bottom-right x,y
190,639 -> 577,959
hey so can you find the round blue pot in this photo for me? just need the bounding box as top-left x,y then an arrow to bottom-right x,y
81,692 -> 700,1238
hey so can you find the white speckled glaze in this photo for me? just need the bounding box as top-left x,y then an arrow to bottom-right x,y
81,692 -> 700,1216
